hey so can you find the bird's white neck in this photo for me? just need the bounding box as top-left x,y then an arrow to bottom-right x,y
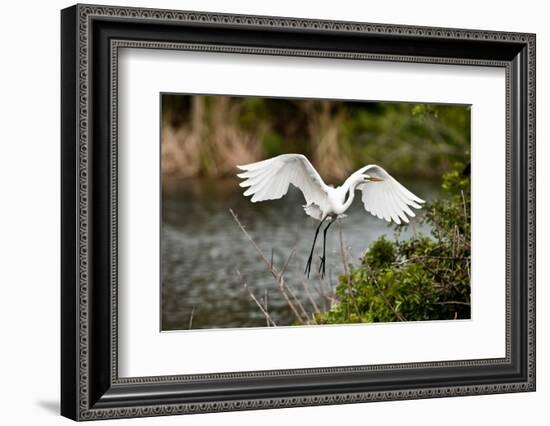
340,176 -> 363,211
342,187 -> 356,211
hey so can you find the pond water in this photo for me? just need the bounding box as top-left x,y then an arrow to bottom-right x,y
161,177 -> 442,330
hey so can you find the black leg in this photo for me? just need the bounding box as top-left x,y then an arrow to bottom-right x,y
305,220 -> 324,278
318,219 -> 334,278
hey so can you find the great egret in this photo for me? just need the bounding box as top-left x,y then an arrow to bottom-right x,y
236,153 -> 424,278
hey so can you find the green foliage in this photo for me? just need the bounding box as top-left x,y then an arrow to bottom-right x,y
315,165 -> 471,324
364,237 -> 396,269
341,103 -> 470,177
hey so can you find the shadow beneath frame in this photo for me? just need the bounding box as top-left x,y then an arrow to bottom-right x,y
36,400 -> 59,416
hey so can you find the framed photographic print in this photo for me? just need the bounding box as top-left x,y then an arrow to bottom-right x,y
61,3 -> 536,421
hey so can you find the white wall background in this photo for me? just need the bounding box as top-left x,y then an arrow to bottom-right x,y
0,0 -> 546,424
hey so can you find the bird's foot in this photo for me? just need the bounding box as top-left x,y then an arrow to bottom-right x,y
318,256 -> 326,278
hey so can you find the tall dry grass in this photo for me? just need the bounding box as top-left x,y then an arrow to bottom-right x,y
161,96 -> 263,178
305,100 -> 352,183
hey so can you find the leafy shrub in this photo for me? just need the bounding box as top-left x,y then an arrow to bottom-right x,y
315,165 -> 471,324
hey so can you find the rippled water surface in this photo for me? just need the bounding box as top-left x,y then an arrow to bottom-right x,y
161,177 -> 441,330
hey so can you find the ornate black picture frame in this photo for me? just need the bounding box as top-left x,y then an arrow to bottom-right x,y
61,3 -> 536,421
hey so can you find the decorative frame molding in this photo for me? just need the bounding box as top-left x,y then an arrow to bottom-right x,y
61,3 -> 535,421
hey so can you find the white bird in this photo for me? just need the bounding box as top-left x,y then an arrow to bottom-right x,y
236,153 -> 424,278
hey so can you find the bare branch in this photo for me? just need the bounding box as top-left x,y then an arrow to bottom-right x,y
278,246 -> 296,279
230,209 -> 305,323
188,306 -> 195,330
282,279 -> 309,322
276,245 -> 310,322
263,289 -> 270,327
435,301 -> 471,306
339,224 -> 359,316
338,223 -> 350,277
301,279 -> 320,314
236,269 -> 277,327
392,254 -> 470,267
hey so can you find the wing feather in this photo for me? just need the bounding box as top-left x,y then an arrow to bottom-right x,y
250,168 -> 280,199
243,166 -> 279,197
389,189 -> 409,223
387,191 -> 402,224
237,154 -> 329,214
392,191 -> 409,223
355,165 -> 424,224
386,191 -> 398,223
369,183 -> 384,220
377,190 -> 388,221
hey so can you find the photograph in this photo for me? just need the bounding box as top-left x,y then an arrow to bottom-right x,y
160,94 -> 471,331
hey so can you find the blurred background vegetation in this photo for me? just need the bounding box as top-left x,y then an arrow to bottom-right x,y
161,94 -> 471,330
161,95 -> 470,182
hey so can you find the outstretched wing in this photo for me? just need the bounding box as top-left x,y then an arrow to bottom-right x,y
237,154 -> 329,210
354,165 -> 425,224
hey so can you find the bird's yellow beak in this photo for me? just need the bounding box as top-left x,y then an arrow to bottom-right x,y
367,177 -> 384,182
